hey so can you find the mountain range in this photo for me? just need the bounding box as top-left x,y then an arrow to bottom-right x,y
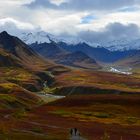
20,31 -> 140,51
0,30 -> 140,74
18,31 -> 140,72
104,38 -> 140,51
30,42 -> 100,70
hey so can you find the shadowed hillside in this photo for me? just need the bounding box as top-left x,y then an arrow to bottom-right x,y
0,31 -> 68,109
30,42 -> 101,70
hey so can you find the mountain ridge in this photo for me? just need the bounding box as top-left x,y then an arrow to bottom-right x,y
30,42 -> 100,69
20,31 -> 140,51
19,31 -> 140,64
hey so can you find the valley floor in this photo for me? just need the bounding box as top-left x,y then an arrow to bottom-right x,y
0,94 -> 140,140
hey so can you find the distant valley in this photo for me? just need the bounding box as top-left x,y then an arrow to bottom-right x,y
0,31 -> 139,140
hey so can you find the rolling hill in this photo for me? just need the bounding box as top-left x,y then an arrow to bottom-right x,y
116,51 -> 140,68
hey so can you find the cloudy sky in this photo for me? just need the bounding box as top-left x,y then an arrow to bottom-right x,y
0,0 -> 140,43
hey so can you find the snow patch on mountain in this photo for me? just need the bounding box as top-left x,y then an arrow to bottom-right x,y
20,31 -> 100,47
20,32 -> 51,44
109,67 -> 132,75
104,38 -> 140,51
20,31 -> 84,45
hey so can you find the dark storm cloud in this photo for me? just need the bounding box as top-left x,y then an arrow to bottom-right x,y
26,0 -> 140,11
78,23 -> 140,44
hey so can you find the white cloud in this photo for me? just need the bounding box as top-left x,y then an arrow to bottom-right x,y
50,0 -> 67,5
0,0 -> 140,43
0,18 -> 35,30
0,0 -> 34,5
31,10 -> 87,35
77,11 -> 140,31
0,18 -> 36,35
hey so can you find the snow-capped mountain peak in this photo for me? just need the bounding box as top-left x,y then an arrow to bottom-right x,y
20,31 -> 100,48
20,31 -> 85,45
19,31 -> 140,51
20,31 -> 51,44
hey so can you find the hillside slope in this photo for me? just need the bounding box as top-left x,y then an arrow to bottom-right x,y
0,31 -> 58,109
56,51 -> 101,69
116,52 -> 140,68
58,42 -> 138,63
30,42 -> 100,69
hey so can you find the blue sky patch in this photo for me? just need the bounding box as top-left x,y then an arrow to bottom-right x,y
81,15 -> 98,24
